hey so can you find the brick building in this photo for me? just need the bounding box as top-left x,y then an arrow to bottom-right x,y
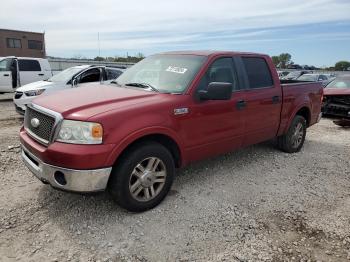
0,29 -> 46,58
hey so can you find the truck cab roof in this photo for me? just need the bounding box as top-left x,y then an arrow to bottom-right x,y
159,50 -> 268,57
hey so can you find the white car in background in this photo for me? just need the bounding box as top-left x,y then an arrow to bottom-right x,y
13,65 -> 124,114
0,57 -> 52,93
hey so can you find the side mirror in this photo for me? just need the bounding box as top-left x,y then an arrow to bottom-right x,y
71,78 -> 78,87
198,82 -> 233,101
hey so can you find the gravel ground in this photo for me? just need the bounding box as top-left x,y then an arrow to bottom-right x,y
0,97 -> 349,262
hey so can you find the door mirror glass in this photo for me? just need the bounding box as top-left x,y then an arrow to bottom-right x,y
198,82 -> 233,100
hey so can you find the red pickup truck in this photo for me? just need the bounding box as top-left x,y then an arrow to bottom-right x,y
20,51 -> 323,212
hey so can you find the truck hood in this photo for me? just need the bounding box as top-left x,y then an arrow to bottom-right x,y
32,84 -> 159,120
16,80 -> 64,92
323,88 -> 350,96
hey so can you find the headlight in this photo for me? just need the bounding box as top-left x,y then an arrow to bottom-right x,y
56,120 -> 103,144
24,89 -> 45,96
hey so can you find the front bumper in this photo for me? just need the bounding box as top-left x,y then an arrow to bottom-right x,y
13,95 -> 33,114
21,144 -> 112,192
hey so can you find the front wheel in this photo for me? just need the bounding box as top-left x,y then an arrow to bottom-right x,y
277,115 -> 307,153
108,142 -> 175,212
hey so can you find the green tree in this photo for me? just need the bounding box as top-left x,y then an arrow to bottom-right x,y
334,61 -> 350,71
278,53 -> 292,69
94,56 -> 105,61
271,56 -> 280,67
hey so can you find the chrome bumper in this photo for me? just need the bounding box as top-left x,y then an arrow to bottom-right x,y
21,145 -> 112,192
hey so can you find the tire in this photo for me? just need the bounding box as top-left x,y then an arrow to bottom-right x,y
108,141 -> 175,212
277,115 -> 307,153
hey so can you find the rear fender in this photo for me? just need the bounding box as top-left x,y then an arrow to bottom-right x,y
281,103 -> 311,135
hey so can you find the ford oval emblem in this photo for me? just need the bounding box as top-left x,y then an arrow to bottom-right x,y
30,118 -> 40,128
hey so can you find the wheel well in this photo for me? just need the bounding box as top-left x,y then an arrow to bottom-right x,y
296,107 -> 311,126
116,134 -> 182,168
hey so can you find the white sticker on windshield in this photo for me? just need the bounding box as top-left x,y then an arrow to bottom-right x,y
166,66 -> 188,74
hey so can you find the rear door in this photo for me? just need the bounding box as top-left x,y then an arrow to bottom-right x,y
238,56 -> 282,146
182,57 -> 246,161
18,59 -> 44,85
0,58 -> 14,92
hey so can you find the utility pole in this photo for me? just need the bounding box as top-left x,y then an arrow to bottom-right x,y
98,32 -> 101,57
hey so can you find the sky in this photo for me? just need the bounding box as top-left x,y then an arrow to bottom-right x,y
1,0 -> 350,67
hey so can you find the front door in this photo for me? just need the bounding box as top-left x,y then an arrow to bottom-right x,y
181,57 -> 246,162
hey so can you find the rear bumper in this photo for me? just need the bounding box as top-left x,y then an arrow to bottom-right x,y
21,144 -> 112,192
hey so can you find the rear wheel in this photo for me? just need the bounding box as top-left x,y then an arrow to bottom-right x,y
277,115 -> 307,153
108,142 -> 175,212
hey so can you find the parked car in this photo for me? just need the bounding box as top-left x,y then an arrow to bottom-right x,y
287,64 -> 302,70
13,65 -> 124,114
277,70 -> 289,78
0,56 -> 52,93
296,73 -> 330,86
20,51 -> 323,212
322,76 -> 350,121
281,70 -> 309,80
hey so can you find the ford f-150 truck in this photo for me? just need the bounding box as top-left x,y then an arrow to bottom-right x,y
20,51 -> 323,212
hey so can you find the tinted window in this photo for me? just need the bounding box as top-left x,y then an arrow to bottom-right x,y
28,40 -> 43,50
242,57 -> 273,89
319,75 -> 327,81
197,57 -> 239,91
79,68 -> 100,83
7,38 -> 22,48
18,60 -> 41,71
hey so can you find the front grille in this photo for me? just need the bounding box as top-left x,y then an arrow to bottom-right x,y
325,95 -> 350,105
14,92 -> 23,99
24,107 -> 56,144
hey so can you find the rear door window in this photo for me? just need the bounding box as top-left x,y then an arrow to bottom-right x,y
242,57 -> 273,89
18,59 -> 41,71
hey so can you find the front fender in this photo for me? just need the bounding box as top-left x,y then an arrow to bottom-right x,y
104,126 -> 185,167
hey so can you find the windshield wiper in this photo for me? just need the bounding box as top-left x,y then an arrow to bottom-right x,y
125,82 -> 159,92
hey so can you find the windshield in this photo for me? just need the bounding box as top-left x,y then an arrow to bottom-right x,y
115,54 -> 206,93
48,67 -> 87,83
297,74 -> 317,81
326,78 -> 350,89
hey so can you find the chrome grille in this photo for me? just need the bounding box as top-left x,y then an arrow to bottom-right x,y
24,107 -> 56,144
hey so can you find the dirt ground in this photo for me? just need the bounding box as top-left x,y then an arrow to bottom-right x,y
0,96 -> 349,261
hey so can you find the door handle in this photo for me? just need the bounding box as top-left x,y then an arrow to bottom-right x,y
236,100 -> 247,110
38,73 -> 44,76
3,74 -> 9,76
272,96 -> 280,104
